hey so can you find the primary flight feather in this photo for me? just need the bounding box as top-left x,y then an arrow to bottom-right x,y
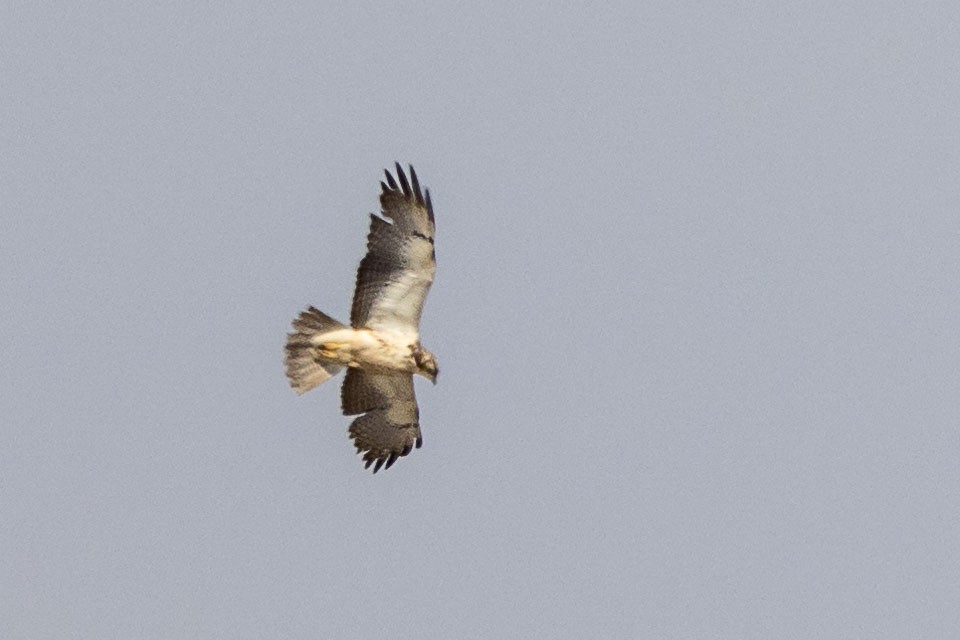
285,163 -> 438,473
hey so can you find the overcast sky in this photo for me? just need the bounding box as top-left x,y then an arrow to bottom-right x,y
3,2 -> 959,638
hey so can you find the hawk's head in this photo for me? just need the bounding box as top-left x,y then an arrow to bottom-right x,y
413,345 -> 439,384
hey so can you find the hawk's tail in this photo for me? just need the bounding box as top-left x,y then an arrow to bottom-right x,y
285,306 -> 347,395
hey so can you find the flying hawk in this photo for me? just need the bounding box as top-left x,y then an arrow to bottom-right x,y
285,164 -> 438,473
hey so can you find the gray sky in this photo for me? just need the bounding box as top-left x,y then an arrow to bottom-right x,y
3,2 -> 959,638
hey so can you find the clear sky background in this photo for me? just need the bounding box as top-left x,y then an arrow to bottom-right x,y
3,2 -> 959,638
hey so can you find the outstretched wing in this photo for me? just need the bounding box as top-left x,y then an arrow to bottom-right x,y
341,368 -> 423,473
350,163 -> 436,333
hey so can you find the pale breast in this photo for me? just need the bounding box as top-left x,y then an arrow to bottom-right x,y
351,329 -> 419,373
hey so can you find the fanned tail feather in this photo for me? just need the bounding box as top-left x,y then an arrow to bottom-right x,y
285,306 -> 346,394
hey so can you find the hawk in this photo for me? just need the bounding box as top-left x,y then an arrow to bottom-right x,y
285,163 -> 438,473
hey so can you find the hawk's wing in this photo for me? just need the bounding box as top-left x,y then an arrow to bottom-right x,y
350,163 -> 436,333
341,368 -> 423,473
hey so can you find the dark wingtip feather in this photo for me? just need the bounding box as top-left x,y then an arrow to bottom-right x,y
409,166 -> 424,205
416,435 -> 423,449
394,162 -> 411,195
372,457 -> 386,473
383,169 -> 398,191
384,452 -> 399,470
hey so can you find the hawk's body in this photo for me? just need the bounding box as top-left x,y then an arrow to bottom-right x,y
285,164 -> 438,473
311,327 -> 421,373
